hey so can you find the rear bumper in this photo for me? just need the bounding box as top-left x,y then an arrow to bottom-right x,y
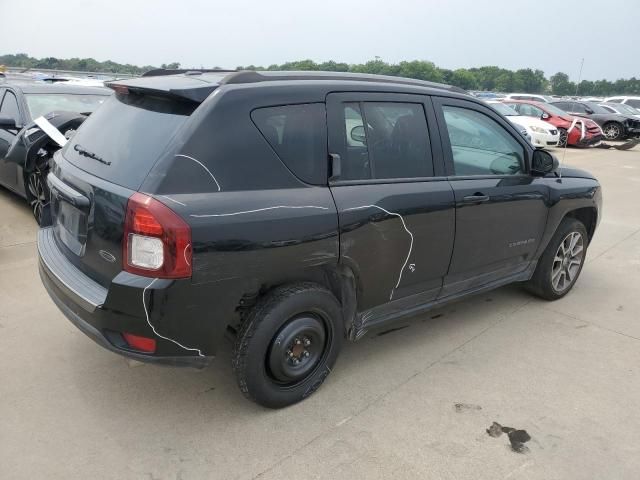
38,227 -> 213,368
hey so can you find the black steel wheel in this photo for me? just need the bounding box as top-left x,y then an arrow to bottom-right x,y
25,167 -> 49,226
267,314 -> 326,384
233,283 -> 343,408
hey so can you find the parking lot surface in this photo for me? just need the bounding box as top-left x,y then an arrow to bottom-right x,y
1,148 -> 639,479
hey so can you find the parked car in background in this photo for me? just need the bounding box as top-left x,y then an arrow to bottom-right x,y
38,71 -> 601,408
550,100 -> 640,141
472,91 -> 505,100
598,102 -> 640,119
503,99 -> 603,147
487,101 -> 559,148
504,93 -> 554,103
604,96 -> 640,110
0,82 -> 111,223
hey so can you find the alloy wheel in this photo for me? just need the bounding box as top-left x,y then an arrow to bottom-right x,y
603,124 -> 621,140
27,170 -> 47,224
551,231 -> 584,293
558,128 -> 568,147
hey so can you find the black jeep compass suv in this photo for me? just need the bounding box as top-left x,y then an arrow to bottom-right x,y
38,71 -> 602,408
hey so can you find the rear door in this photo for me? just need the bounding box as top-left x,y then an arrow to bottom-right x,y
432,96 -> 549,297
327,92 -> 455,314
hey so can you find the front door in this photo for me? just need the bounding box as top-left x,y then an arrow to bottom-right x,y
327,92 -> 455,316
0,90 -> 23,190
432,97 -> 549,297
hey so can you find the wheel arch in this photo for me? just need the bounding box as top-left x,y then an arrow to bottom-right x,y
564,207 -> 597,244
233,263 -> 361,340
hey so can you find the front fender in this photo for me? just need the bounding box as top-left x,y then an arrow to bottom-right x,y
535,177 -> 601,257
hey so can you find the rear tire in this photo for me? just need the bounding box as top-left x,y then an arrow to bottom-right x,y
525,218 -> 588,300
232,283 -> 343,408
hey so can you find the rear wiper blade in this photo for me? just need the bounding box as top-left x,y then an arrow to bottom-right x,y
73,144 -> 111,165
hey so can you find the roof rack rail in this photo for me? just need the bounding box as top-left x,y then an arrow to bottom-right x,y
219,70 -> 467,94
142,68 -> 237,77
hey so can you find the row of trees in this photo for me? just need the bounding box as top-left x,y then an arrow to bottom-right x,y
2,53 -> 639,95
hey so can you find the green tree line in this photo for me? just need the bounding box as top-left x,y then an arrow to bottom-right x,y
2,53 -> 639,95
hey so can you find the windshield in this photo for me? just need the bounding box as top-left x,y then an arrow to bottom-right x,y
25,93 -> 111,119
584,102 -> 609,114
613,103 -> 640,115
489,103 -> 518,116
542,103 -> 570,116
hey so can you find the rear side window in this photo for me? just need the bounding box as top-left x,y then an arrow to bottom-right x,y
63,94 -> 195,190
338,101 -> 433,180
252,103 -> 327,185
626,99 -> 640,108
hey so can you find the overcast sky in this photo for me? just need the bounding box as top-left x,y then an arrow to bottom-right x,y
1,0 -> 638,80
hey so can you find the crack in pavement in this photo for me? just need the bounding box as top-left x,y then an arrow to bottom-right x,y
251,299 -> 533,479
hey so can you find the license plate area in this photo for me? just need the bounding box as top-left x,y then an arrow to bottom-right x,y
52,196 -> 88,256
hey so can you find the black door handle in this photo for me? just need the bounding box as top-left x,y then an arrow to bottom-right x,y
462,194 -> 490,203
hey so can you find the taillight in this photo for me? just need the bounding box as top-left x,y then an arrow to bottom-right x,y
122,332 -> 157,353
123,192 -> 192,278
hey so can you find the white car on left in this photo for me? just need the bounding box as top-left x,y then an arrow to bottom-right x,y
486,100 -> 560,148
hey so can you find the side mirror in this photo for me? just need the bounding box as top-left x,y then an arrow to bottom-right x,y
350,125 -> 366,143
541,112 -> 550,120
0,115 -> 17,129
531,149 -> 559,175
585,108 -> 594,115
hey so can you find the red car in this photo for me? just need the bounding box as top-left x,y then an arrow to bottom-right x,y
503,100 -> 603,147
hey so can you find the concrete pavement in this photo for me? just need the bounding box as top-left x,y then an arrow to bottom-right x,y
1,147 -> 639,479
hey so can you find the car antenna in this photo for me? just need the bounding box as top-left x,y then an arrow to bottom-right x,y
559,58 -> 585,180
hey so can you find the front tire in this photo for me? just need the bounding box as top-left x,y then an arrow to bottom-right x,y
526,218 -> 588,300
232,283 -> 343,408
557,127 -> 568,147
602,122 -> 623,141
25,166 -> 50,226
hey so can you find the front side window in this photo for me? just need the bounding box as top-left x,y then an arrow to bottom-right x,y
338,101 -> 433,180
442,106 -> 525,176
626,99 -> 640,108
252,103 -> 327,185
571,103 -> 588,114
0,91 -> 21,122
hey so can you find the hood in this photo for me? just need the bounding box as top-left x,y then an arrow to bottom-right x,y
508,116 -> 555,131
556,166 -> 596,180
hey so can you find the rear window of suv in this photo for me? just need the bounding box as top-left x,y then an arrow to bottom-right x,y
251,103 -> 327,185
63,93 -> 195,190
